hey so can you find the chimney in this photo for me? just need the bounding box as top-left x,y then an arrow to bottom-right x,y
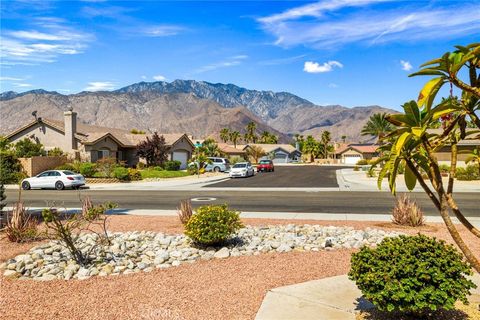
64,109 -> 77,151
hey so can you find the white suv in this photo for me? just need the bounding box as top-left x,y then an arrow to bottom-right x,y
205,157 -> 230,172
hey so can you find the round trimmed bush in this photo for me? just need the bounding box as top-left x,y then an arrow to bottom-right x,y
79,162 -> 97,177
349,234 -> 476,315
113,167 -> 130,181
184,204 -> 243,245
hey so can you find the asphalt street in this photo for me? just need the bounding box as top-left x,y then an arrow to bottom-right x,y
206,166 -> 348,188
5,189 -> 480,217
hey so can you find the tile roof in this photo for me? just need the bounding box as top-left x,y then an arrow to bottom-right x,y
218,143 -> 246,154
243,143 -> 298,154
335,144 -> 379,154
8,118 -> 187,147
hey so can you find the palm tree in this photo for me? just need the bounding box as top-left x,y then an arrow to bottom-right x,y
302,135 -> 319,162
465,148 -> 480,177
246,122 -> 258,143
246,145 -> 266,163
229,131 -> 241,148
268,134 -> 278,144
202,138 -> 223,157
361,113 -> 394,143
320,131 -> 332,159
260,131 -> 270,143
341,135 -> 347,143
220,128 -> 230,143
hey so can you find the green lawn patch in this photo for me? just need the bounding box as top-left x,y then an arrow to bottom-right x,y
140,169 -> 190,179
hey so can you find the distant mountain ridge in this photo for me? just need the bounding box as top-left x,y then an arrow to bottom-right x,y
0,80 -> 397,142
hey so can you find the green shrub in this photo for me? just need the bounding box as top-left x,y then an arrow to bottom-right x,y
47,147 -> 64,156
439,164 -> 450,174
164,160 -> 181,171
356,159 -> 369,165
184,204 -> 244,245
353,166 -> 360,171
128,168 -> 142,181
228,156 -> 244,165
79,162 -> 97,177
153,166 -> 164,171
56,163 -> 76,171
455,165 -> 479,180
96,157 -> 118,177
136,162 -> 145,170
349,234 -> 476,315
14,138 -> 46,158
0,151 -> 23,184
113,166 -> 130,181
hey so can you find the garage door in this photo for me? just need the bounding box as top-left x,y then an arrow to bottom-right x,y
273,152 -> 288,164
344,154 -> 362,164
172,151 -> 189,169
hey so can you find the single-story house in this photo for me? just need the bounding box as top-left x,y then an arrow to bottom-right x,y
217,143 -> 246,158
243,143 -> 302,164
6,110 -> 195,169
333,144 -> 379,164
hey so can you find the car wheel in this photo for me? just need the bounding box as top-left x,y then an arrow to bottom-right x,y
55,181 -> 65,190
214,166 -> 220,172
21,181 -> 31,190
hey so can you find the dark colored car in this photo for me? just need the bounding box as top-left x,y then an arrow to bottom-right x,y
257,159 -> 274,172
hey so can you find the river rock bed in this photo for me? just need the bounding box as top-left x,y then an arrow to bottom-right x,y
1,225 -> 402,281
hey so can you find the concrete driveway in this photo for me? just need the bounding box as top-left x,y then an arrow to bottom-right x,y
205,166 -> 349,188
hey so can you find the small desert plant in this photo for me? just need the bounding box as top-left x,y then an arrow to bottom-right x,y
96,157 -> 118,177
353,166 -> 360,171
81,197 -> 117,245
42,207 -> 88,265
455,165 -> 479,181
356,159 -> 369,165
177,199 -> 193,225
5,201 -> 40,242
349,235 -> 476,315
47,147 -> 64,156
391,194 -> 425,227
184,204 -> 243,246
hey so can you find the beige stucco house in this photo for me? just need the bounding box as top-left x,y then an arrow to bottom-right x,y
243,143 -> 302,163
6,111 -> 195,169
333,144 -> 379,164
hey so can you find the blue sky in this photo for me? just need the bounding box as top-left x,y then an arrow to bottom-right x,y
1,0 -> 479,110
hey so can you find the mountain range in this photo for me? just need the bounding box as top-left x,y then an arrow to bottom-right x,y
0,80 -> 396,142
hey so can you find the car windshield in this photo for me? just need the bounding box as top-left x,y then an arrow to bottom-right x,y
62,171 -> 76,175
233,163 -> 247,168
259,160 -> 271,164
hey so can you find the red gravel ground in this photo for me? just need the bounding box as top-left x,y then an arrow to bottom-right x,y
1,215 -> 479,320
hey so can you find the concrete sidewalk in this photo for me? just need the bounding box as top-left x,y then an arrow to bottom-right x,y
255,274 -> 480,320
339,168 -> 480,193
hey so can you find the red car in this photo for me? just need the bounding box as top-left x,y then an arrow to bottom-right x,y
257,159 -> 274,172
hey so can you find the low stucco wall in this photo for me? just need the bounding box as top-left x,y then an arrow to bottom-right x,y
19,156 -> 67,177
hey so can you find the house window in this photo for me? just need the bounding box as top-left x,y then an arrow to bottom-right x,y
97,149 -> 110,159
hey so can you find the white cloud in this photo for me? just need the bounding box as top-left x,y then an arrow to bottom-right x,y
328,83 -> 339,88
153,75 -> 166,81
258,2 -> 480,48
400,60 -> 413,71
1,19 -> 93,65
304,60 -> 343,73
142,25 -> 184,37
84,81 -> 115,91
258,54 -> 307,66
195,55 -> 248,73
0,76 -> 25,81
13,83 -> 33,87
141,75 -> 147,80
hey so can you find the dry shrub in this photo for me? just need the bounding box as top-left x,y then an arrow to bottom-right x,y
392,194 -> 425,227
177,199 -> 193,225
5,202 -> 40,242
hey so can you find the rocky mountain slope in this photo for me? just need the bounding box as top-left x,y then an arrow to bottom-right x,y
1,80 -> 397,142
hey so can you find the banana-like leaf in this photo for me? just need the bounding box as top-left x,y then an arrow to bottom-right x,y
377,162 -> 390,190
393,132 -> 411,155
411,127 -> 424,137
417,77 -> 444,111
404,163 -> 417,191
388,156 -> 401,194
409,69 -> 445,77
419,58 -> 443,68
403,100 -> 421,123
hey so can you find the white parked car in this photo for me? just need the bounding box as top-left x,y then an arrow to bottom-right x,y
229,162 -> 255,178
21,170 -> 86,190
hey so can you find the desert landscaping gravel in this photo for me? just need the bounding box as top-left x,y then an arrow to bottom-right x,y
1,215 -> 479,320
